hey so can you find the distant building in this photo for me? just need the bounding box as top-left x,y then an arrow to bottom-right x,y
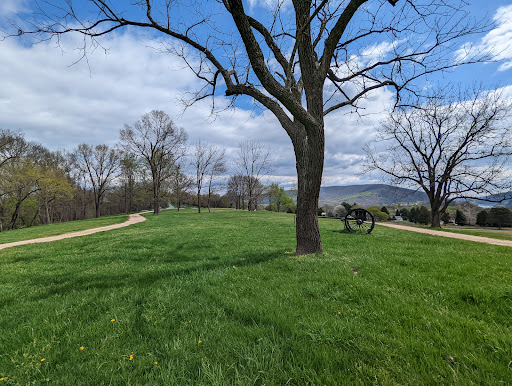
393,216 -> 403,222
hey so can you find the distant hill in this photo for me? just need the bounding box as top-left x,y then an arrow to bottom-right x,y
287,184 -> 428,207
472,192 -> 512,209
285,185 -> 512,209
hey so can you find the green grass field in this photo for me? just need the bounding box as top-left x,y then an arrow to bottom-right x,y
1,210 -> 511,384
0,214 -> 129,245
439,226 -> 512,241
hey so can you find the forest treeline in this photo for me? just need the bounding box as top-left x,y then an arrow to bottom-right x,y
0,111 -> 292,232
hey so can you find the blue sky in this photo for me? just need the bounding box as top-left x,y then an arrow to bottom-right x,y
0,0 -> 511,188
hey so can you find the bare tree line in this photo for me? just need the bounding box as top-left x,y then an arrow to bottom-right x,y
0,111 -> 281,231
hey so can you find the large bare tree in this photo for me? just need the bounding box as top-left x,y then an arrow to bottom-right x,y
192,140 -> 223,213
364,87 -> 512,227
206,149 -> 227,213
120,110 -> 187,215
71,144 -> 120,218
235,140 -> 273,211
11,0 -> 490,253
0,129 -> 26,170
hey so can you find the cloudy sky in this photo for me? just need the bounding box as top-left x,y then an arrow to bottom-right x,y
1,0 -> 511,188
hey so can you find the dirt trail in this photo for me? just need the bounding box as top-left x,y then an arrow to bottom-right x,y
0,213 -> 147,251
379,222 -> 512,247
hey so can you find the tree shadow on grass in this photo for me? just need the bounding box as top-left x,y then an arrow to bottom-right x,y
26,246 -> 283,302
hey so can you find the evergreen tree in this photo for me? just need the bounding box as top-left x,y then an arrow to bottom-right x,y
476,210 -> 488,227
441,212 -> 451,224
455,209 -> 467,226
488,207 -> 512,229
417,206 -> 431,225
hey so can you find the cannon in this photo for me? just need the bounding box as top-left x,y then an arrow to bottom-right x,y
344,208 -> 375,234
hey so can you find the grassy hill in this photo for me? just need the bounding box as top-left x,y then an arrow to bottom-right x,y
316,184 -> 428,207
0,210 -> 511,384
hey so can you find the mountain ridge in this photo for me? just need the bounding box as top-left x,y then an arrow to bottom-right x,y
287,184 -> 429,207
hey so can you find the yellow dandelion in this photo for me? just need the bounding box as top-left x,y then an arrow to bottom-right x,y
198,340 -> 203,344
337,312 -> 341,315
80,346 -> 85,351
154,361 -> 158,365
129,354 -> 134,361
0,378 -> 4,381
40,358 -> 45,362
111,318 -> 116,322
284,251 -> 291,254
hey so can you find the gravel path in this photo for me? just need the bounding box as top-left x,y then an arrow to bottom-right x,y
379,222 -> 512,247
0,213 -> 147,251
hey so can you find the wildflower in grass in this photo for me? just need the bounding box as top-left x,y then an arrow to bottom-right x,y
233,265 -> 237,269
284,251 -> 291,254
111,319 -> 116,323
198,340 -> 202,344
40,358 -> 45,362
0,377 -> 4,381
154,362 -> 158,365
337,312 -> 341,315
129,354 -> 134,361
80,346 -> 85,351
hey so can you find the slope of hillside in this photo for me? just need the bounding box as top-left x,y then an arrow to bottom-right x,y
316,184 -> 428,207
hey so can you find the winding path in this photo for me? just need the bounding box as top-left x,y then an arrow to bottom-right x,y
379,222 -> 512,247
0,213 -> 147,251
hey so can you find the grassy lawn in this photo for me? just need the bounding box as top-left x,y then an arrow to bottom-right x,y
0,209 -> 511,384
386,221 -> 512,242
438,227 -> 512,242
0,214 -> 129,245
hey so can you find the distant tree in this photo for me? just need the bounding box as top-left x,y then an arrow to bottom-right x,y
333,205 -> 347,219
476,210 -> 488,227
318,207 -> 325,217
235,140 -> 273,211
380,206 -> 390,215
367,206 -> 390,222
416,206 -> 431,225
0,129 -> 26,169
341,202 -> 353,212
119,152 -> 140,213
267,184 -> 291,213
226,174 -> 246,210
71,144 -> 120,218
400,208 -> 410,220
206,148 -> 227,213
192,140 -> 219,213
455,209 -> 467,226
441,212 -> 451,224
365,87 -> 512,228
170,164 -> 193,212
487,207 -> 512,229
409,208 -> 417,223
120,110 -> 187,215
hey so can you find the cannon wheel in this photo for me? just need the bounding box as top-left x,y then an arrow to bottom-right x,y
344,208 -> 375,234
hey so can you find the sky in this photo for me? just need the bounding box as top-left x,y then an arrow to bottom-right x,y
0,0 -> 511,189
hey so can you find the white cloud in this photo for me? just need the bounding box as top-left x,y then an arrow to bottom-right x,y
456,5 -> 512,72
0,29 -> 396,188
0,0 -> 28,16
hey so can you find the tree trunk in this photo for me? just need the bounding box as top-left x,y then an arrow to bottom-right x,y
197,189 -> 201,213
431,210 -> 441,228
153,180 -> 161,215
294,125 -> 324,255
8,202 -> 22,230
